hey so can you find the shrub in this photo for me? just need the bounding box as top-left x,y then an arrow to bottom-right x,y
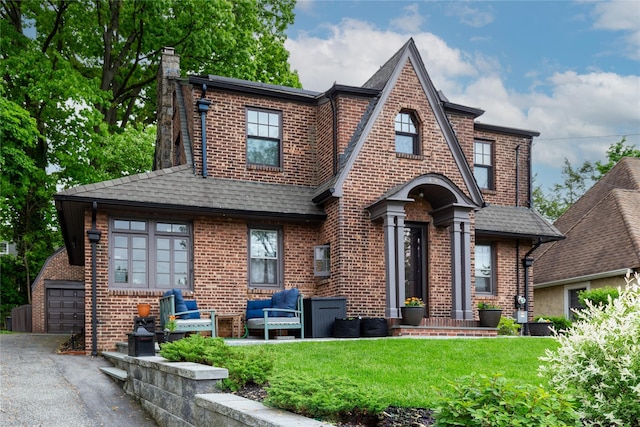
533,315 -> 572,332
497,316 -> 521,335
265,375 -> 385,424
159,335 -> 273,391
539,271 -> 640,426
433,373 -> 579,426
577,286 -> 619,306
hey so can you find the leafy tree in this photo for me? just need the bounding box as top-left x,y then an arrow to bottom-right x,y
534,138 -> 640,221
0,0 -> 300,304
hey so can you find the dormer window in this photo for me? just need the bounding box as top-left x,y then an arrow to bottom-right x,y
246,108 -> 282,167
395,112 -> 419,155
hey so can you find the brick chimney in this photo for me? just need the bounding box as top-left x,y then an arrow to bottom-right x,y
154,47 -> 181,170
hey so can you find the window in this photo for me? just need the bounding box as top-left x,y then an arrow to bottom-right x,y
314,245 -> 330,277
249,227 -> 283,288
475,243 -> 494,294
246,108 -> 281,167
474,140 -> 493,189
111,219 -> 191,289
566,285 -> 587,320
0,242 -> 8,255
395,112 -> 419,155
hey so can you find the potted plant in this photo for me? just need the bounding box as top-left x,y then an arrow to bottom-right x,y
528,317 -> 552,336
477,302 -> 502,328
137,303 -> 151,317
401,297 -> 425,326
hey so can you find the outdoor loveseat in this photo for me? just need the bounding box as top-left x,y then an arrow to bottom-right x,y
245,288 -> 304,340
159,289 -> 216,336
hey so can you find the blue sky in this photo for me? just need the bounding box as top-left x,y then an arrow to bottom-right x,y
284,0 -> 640,191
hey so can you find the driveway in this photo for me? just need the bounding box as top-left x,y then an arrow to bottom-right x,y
0,333 -> 157,427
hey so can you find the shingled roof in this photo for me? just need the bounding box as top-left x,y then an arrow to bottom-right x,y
54,165 -> 325,265
534,157 -> 640,285
475,205 -> 564,241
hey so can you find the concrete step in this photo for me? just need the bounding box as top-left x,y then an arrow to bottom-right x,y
99,366 -> 128,382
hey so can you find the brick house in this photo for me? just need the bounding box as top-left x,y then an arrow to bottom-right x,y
51,39 -> 562,352
534,157 -> 640,318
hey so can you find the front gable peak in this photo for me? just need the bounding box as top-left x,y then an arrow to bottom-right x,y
331,38 -> 483,207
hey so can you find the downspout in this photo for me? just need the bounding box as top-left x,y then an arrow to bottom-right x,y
87,202 -> 102,357
197,84 -> 211,178
527,140 -> 533,208
515,146 -> 521,309
515,145 -> 520,207
522,238 -> 543,335
330,93 -> 338,175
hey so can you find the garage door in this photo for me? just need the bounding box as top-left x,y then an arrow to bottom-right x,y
46,283 -> 85,334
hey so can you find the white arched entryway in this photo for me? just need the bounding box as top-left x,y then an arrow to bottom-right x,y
366,174 -> 479,320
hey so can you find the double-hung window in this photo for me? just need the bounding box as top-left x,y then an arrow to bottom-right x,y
475,243 -> 495,294
111,219 -> 191,290
474,140 -> 493,189
395,112 -> 419,155
248,226 -> 283,288
246,108 -> 281,167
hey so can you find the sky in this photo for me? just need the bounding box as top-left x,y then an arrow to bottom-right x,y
284,0 -> 640,191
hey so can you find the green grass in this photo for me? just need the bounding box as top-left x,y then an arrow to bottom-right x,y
234,337 -> 558,408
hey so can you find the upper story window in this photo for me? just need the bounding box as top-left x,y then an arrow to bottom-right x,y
111,219 -> 191,290
395,112 -> 419,155
246,108 -> 282,167
475,243 -> 495,295
248,226 -> 283,289
474,140 -> 493,189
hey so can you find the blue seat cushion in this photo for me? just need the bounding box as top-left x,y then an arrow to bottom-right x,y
271,288 -> 299,317
164,289 -> 188,318
184,300 -> 200,319
246,299 -> 272,319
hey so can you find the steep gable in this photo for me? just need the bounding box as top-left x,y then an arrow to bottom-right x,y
328,38 -> 483,205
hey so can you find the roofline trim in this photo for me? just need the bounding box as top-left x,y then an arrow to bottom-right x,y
188,75 -> 321,103
534,268 -> 633,289
475,122 -> 541,138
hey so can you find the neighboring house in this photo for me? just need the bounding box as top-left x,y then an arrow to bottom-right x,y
0,241 -> 17,257
534,157 -> 640,318
51,39 -> 562,352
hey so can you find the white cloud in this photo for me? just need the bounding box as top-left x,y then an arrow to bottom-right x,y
390,3 -> 425,33
444,2 -> 494,28
591,1 -> 640,60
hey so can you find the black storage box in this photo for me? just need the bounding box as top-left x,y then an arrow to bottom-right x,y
304,297 -> 347,338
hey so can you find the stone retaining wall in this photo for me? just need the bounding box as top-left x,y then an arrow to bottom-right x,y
103,352 -> 328,427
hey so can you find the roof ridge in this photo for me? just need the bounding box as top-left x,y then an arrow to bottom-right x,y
611,189 -> 640,266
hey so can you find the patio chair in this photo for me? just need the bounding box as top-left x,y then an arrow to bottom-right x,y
159,289 -> 216,336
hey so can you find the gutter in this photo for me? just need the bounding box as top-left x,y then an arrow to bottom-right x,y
86,202 -> 102,357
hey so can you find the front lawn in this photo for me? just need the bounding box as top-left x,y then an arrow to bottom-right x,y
233,337 -> 557,408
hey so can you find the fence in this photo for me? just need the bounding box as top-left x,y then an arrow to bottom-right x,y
10,304 -> 32,332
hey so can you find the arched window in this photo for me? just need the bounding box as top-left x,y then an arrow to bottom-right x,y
395,112 -> 419,155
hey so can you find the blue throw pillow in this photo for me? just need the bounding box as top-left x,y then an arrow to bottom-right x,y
246,299 -> 272,319
164,289 -> 188,318
184,300 -> 200,319
271,288 -> 299,317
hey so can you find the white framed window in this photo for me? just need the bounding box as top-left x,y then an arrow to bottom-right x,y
475,243 -> 495,294
474,140 -> 493,189
248,226 -> 283,288
395,112 -> 419,155
110,219 -> 191,290
314,245 -> 330,277
246,108 -> 282,167
0,242 -> 9,255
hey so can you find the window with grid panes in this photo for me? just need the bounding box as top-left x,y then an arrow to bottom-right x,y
246,108 -> 281,167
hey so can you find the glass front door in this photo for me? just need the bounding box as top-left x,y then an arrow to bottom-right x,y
404,224 -> 427,310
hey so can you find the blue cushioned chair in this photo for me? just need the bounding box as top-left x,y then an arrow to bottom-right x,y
245,288 -> 304,340
159,289 -> 215,336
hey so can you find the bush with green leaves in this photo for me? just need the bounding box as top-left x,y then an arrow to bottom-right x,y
159,335 -> 273,391
433,373 -> 579,426
533,315 -> 572,332
497,316 -> 521,335
578,286 -> 619,306
265,375 -> 385,424
539,271 -> 640,426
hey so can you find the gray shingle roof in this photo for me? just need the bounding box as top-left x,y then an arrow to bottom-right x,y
475,205 -> 564,241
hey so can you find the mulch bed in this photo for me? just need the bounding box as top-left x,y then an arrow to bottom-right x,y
233,383 -> 435,427
57,332 -> 86,353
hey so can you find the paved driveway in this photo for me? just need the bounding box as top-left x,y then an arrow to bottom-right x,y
0,333 -> 157,427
